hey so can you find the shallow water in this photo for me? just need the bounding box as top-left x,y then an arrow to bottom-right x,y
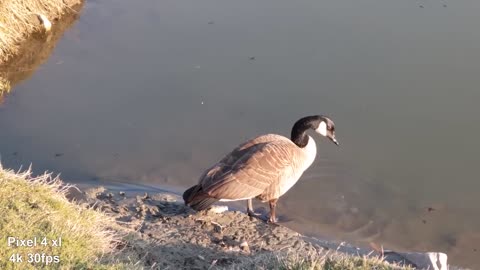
1,0 -> 480,267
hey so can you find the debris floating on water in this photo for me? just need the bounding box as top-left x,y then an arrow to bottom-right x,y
37,14 -> 52,32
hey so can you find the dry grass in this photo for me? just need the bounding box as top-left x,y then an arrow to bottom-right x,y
0,0 -> 82,101
0,76 -> 11,95
229,250 -> 413,270
0,0 -> 72,63
0,164 -> 131,269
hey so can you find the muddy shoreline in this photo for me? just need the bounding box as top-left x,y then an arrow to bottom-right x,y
67,182 -> 460,269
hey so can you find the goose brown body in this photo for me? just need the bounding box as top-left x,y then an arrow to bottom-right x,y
183,115 -> 338,223
200,134 -> 315,201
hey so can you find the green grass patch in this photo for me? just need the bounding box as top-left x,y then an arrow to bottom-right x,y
0,165 -> 125,269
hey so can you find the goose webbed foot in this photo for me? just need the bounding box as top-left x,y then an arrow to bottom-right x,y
247,209 -> 261,217
246,198 -> 260,217
246,198 -> 280,225
267,216 -> 278,225
248,210 -> 269,221
248,211 -> 279,226
247,199 -> 271,222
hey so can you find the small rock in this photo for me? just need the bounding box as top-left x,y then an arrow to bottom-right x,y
211,232 -> 223,243
225,246 -> 241,252
37,14 -> 52,32
240,240 -> 250,253
211,221 -> 223,233
119,191 -> 126,196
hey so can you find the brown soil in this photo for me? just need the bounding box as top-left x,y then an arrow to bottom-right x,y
74,187 -> 332,269
65,185 -> 469,270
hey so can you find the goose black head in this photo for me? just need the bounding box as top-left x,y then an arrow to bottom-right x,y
314,116 -> 339,146
291,115 -> 339,147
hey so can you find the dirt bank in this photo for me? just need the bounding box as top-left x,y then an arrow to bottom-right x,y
68,184 -> 459,269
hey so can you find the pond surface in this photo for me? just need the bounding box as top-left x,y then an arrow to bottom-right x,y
1,0 -> 480,267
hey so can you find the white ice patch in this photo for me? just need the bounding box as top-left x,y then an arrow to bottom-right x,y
207,205 -> 229,213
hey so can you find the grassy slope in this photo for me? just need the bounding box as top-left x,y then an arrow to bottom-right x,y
0,165 -> 123,269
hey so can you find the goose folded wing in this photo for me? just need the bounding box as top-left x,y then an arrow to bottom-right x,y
201,142 -> 295,200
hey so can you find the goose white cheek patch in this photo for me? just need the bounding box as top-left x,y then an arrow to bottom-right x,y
316,121 -> 327,136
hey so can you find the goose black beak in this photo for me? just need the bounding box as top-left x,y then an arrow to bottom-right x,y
330,136 -> 339,146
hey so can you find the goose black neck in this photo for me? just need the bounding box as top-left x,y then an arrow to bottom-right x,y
290,115 -> 322,148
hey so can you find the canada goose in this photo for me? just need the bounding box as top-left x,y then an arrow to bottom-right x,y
183,115 -> 339,223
